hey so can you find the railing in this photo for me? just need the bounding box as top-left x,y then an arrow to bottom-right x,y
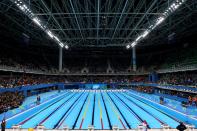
0,65 -> 148,75
7,124 -> 196,131
1,63 -> 197,75
157,64 -> 197,73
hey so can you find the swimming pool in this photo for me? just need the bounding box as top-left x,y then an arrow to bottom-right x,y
1,90 -> 197,129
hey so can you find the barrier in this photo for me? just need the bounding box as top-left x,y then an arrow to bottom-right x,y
161,124 -> 170,131
137,125 -> 145,131
63,126 -> 69,131
112,125 -> 119,131
88,125 -> 94,131
7,128 -> 197,131
12,125 -> 21,131
36,125 -> 45,131
186,125 -> 195,131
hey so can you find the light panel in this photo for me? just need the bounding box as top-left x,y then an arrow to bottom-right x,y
126,0 -> 187,49
13,0 -> 69,49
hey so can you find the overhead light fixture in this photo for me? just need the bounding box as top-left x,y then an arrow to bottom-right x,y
155,17 -> 165,26
65,45 -> 69,49
131,42 -> 137,47
126,0 -> 186,49
142,30 -> 150,38
126,45 -> 130,49
59,42 -> 64,48
12,0 -> 69,49
46,30 -> 54,38
32,17 -> 42,27
136,36 -> 142,41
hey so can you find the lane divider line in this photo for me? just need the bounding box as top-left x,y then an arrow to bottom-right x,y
107,92 -> 131,129
18,92 -> 72,125
126,92 -> 181,123
100,93 -> 112,129
103,93 -> 126,129
120,92 -> 166,126
72,92 -> 90,129
56,92 -> 86,129
53,92 -> 85,129
98,94 -> 104,129
79,93 -> 92,129
37,93 -> 79,126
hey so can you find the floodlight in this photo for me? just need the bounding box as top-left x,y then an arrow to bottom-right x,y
142,30 -> 150,38
32,17 -> 41,27
59,42 -> 64,48
155,17 -> 165,26
47,31 -> 54,38
54,36 -> 60,42
131,42 -> 137,47
136,36 -> 141,41
65,45 -> 69,49
126,0 -> 186,48
126,45 -> 130,49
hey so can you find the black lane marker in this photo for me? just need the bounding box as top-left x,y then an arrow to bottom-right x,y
101,92 -> 112,129
56,92 -> 87,129
18,92 -> 71,126
110,92 -> 143,125
91,93 -> 96,125
126,92 -> 181,123
107,92 -> 131,129
119,92 -> 166,126
37,92 -> 78,126
72,92 -> 90,129
53,92 -> 84,129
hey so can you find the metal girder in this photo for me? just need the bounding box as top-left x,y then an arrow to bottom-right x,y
124,0 -> 158,43
96,0 -> 100,45
68,0 -> 84,39
50,28 -> 146,31
39,0 -> 69,43
35,12 -> 163,16
0,0 -> 196,48
111,0 -> 129,39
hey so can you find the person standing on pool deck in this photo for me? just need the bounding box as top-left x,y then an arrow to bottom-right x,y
1,118 -> 6,131
176,122 -> 187,131
142,120 -> 149,131
36,95 -> 41,105
188,96 -> 192,105
160,96 -> 164,104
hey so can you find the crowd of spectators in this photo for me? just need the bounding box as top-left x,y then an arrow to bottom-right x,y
133,86 -> 154,94
0,92 -> 24,114
0,56 -> 53,74
158,72 -> 197,87
0,75 -> 66,88
0,75 -> 147,88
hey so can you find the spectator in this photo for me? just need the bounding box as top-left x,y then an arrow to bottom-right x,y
1,118 -> 6,131
176,122 -> 187,131
0,92 -> 24,114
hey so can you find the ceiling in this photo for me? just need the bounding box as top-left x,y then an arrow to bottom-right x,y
0,0 -> 197,48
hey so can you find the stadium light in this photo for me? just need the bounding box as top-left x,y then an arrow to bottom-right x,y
12,0 -> 69,49
32,17 -> 42,27
142,30 -> 150,38
126,45 -> 130,49
65,45 -> 69,49
126,0 -> 187,49
155,17 -> 165,26
46,30 -> 54,38
131,41 -> 137,47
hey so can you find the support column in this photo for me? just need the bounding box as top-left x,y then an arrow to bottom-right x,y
132,47 -> 137,71
59,47 -> 63,72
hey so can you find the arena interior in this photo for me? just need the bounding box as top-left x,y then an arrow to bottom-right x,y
0,0 -> 197,131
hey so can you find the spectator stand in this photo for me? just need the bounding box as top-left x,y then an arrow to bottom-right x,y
130,83 -> 197,94
0,83 -> 65,97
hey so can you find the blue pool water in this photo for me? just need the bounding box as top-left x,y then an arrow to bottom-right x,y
1,90 -> 197,129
